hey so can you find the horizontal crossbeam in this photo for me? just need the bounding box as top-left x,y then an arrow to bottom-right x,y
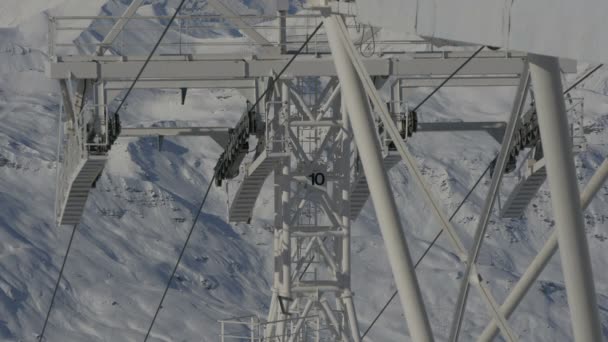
401,76 -> 520,87
120,127 -> 230,145
417,121 -> 506,141
106,79 -> 254,90
417,121 -> 506,131
48,52 -> 576,85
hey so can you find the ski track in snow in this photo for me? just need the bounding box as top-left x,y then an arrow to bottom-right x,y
0,1 -> 607,341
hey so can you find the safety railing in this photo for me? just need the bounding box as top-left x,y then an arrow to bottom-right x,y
48,13 -> 432,58
219,312 -> 338,342
81,104 -> 110,151
496,97 -> 586,212
54,104 -> 89,224
566,97 -> 586,152
219,315 -> 261,341
509,98 -> 584,179
263,100 -> 290,154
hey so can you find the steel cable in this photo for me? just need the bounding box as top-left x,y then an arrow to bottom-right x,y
143,17 -> 325,342
361,158 -> 495,339
563,64 -> 604,94
143,175 -> 215,342
412,46 -> 486,112
249,22 -> 324,113
38,224 -> 79,341
113,0 -> 189,117
360,36 -> 604,342
40,2 -> 188,338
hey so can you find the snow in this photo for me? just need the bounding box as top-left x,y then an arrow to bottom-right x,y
0,1 -> 607,341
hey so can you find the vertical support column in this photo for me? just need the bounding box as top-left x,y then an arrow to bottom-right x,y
398,80 -> 406,113
317,315 -> 321,342
59,80 -> 76,126
254,79 -> 261,114
278,7 -> 287,54
340,91 -> 362,342
528,53 -> 602,341
273,79 -> 290,340
276,80 -> 292,339
274,167 -> 283,298
281,164 -> 292,299
282,81 -> 290,119
340,88 -> 351,286
272,75 -> 283,333
73,79 -> 88,115
281,79 -> 292,299
325,15 -> 434,342
280,79 -> 290,152
390,80 -> 401,115
95,81 -> 105,108
251,316 -> 256,341
49,17 -> 56,57
220,321 -> 225,342
276,0 -> 289,54
342,291 -> 361,342
95,81 -> 107,144
265,290 -> 278,339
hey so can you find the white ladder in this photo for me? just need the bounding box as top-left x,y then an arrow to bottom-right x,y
58,155 -> 107,225
349,152 -> 402,220
501,159 -> 547,218
229,150 -> 287,223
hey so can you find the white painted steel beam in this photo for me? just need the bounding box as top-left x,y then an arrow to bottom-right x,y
290,120 -> 342,127
287,299 -> 314,342
448,65 -> 530,342
49,53 -> 572,82
97,0 -> 145,55
315,237 -> 338,274
342,291 -> 362,342
280,165 -> 291,299
119,127 -> 230,146
105,79 -> 254,90
285,81 -> 316,121
417,121 -> 506,142
334,14 -> 470,259
314,77 -> 339,114
320,84 -> 341,115
478,157 -> 608,341
207,0 -> 274,51
54,50 -> 531,62
320,298 -> 349,342
105,80 -> 256,104
417,121 -> 506,131
325,15 -> 435,342
119,127 -> 231,136
526,54 -> 602,342
46,58 -> 523,79
69,0 -> 145,121
59,80 -> 76,123
329,14 -> 519,341
400,76 -> 520,88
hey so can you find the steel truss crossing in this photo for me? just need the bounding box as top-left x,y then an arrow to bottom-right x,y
45,1 -> 608,341
260,77 -> 362,342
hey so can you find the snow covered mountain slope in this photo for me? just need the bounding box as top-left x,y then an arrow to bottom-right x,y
1,1 -> 608,341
